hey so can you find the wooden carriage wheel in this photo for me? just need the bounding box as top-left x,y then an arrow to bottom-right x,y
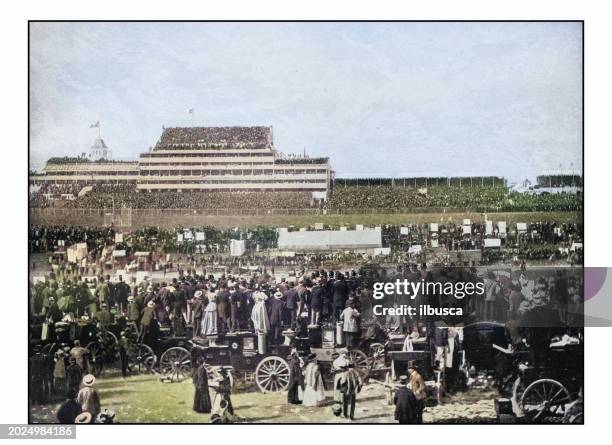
369,342 -> 386,370
159,346 -> 192,382
347,349 -> 370,379
255,356 -> 290,393
520,378 -> 572,422
126,343 -> 156,374
101,330 -> 118,346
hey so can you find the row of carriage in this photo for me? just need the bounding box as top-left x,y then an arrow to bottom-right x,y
30,315 -> 583,422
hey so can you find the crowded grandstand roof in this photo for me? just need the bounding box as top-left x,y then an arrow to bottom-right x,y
154,126 -> 272,150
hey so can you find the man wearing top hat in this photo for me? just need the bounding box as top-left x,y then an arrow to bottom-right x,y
394,375 -> 418,424
268,291 -> 286,344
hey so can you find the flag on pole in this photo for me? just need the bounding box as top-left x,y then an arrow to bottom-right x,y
89,121 -> 100,128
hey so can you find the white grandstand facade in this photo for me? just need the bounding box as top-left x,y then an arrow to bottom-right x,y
30,126 -> 332,198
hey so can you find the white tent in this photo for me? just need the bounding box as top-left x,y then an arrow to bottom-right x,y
277,228 -> 382,251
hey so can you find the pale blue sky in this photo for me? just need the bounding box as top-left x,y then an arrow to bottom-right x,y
29,22 -> 582,181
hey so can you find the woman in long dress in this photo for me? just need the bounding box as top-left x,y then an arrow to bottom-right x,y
192,362 -> 212,413
250,291 -> 270,333
302,354 -> 326,406
201,292 -> 218,336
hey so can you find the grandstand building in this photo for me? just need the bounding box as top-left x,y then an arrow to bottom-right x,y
29,126 -> 332,199
136,126 -> 330,196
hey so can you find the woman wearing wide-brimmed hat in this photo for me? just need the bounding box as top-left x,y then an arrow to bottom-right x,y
76,374 -> 100,421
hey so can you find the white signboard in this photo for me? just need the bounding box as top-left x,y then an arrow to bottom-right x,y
196,232 -> 205,241
484,238 -> 502,248
299,227 -> 307,232
230,239 -> 246,256
431,239 -> 439,248
463,219 -> 471,225
373,247 -> 391,255
517,223 -> 527,232
356,224 -> 364,231
408,245 -> 422,254
498,221 -> 507,234
485,221 -> 493,235
314,223 -> 324,231
278,228 -> 288,233
112,250 -> 126,257
184,231 -> 193,240
115,233 -> 123,243
462,225 -> 472,235
67,243 -> 88,263
570,242 -> 583,252
400,227 -> 409,235
430,223 -> 438,232
340,226 -> 347,231
177,233 -> 184,242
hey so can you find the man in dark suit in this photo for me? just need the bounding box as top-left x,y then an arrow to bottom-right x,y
310,278 -> 324,325
285,282 -> 299,328
114,275 -> 130,313
191,291 -> 205,338
394,375 -> 418,424
332,273 -> 349,322
268,291 -> 286,344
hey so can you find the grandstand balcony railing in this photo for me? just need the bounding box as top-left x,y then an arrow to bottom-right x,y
29,205 -> 578,219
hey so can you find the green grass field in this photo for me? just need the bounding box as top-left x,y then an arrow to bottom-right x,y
30,371 -> 498,423
30,208 -> 581,229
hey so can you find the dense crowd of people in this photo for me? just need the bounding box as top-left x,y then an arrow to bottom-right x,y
334,177 -> 507,187
29,183 -> 581,212
536,175 -> 582,188
42,188 -> 315,210
155,126 -> 271,149
29,250 -> 583,423
328,186 -> 581,211
29,183 -> 84,208
29,219 -> 583,267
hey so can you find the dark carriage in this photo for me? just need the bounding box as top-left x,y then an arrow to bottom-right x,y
462,321 -> 510,371
294,321 -> 394,381
30,316 -> 122,357
510,340 -> 583,422
29,315 -> 131,377
156,330 -> 293,393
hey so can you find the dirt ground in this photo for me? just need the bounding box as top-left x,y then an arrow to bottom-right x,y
30,370 -> 498,424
